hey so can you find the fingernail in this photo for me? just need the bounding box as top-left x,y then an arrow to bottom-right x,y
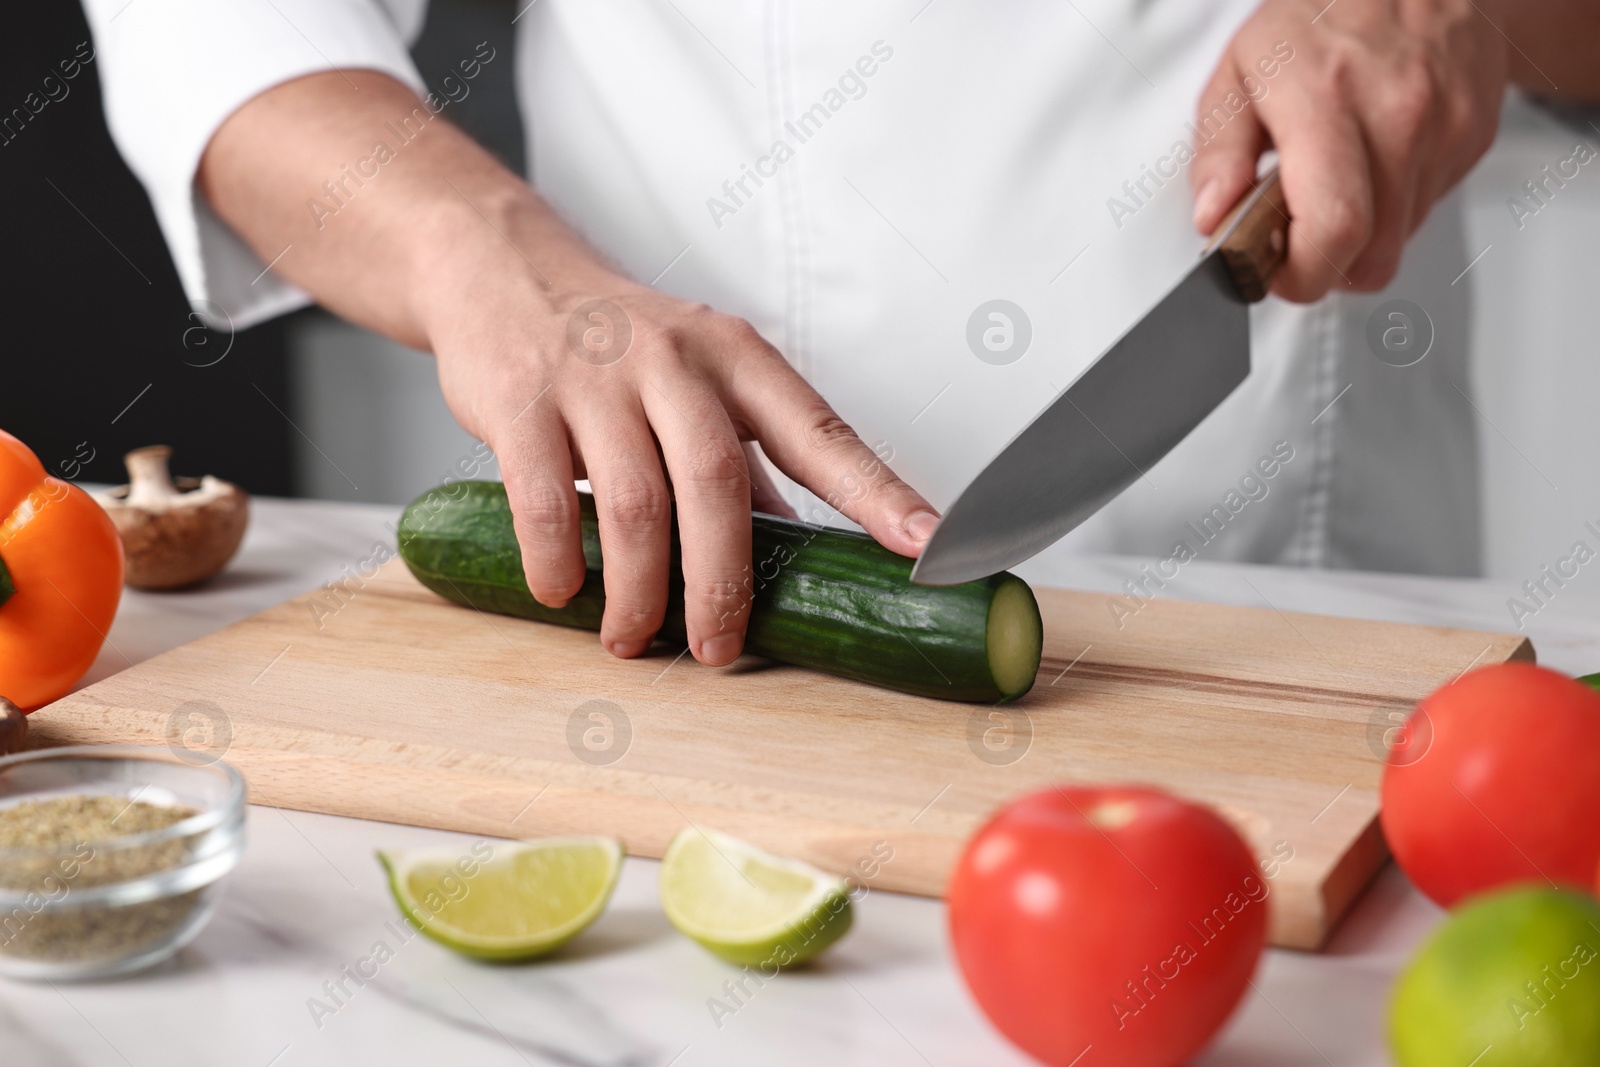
906,509 -> 939,544
607,638 -> 650,659
1193,178 -> 1224,231
701,633 -> 742,666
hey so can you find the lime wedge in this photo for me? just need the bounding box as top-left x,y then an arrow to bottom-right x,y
659,827 -> 852,967
379,837 -> 622,961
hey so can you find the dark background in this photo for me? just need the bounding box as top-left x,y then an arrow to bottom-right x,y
0,0 -> 521,496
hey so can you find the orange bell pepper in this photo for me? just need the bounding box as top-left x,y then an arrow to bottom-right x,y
0,429 -> 123,710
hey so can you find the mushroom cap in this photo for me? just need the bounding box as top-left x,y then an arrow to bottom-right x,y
98,475 -> 250,590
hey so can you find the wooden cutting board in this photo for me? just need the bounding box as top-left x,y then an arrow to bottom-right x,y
32,559 -> 1531,950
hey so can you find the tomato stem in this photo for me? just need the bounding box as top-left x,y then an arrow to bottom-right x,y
0,548 -> 11,608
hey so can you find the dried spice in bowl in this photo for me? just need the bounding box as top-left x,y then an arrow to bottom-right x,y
0,794 -> 200,964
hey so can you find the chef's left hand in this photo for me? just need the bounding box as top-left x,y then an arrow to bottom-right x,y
1189,0 -> 1508,302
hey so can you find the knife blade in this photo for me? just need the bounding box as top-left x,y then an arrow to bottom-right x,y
911,169 -> 1290,585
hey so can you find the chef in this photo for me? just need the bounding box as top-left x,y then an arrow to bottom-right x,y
83,0 -> 1596,667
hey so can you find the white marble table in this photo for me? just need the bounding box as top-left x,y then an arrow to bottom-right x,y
8,496 -> 1598,1067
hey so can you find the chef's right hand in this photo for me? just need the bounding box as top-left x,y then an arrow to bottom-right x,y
1189,0 -> 1507,301
421,252 -> 939,668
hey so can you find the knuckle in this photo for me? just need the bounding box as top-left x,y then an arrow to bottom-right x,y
637,330 -> 688,367
1323,45 -> 1361,96
690,574 -> 746,604
689,573 -> 752,625
683,435 -> 748,494
655,321 -> 691,352
721,336 -> 790,397
1447,94 -> 1494,158
804,409 -> 862,454
1271,261 -> 1325,304
1387,68 -> 1436,143
1303,60 -> 1343,105
629,314 -> 690,362
602,473 -> 671,531
512,483 -> 578,534
604,597 -> 662,636
1314,194 -> 1371,256
719,314 -> 766,347
700,313 -> 776,382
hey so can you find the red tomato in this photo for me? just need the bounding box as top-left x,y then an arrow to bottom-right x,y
947,786 -> 1268,1067
1381,662 -> 1600,908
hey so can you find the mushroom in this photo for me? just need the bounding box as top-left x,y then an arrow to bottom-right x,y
0,697 -> 25,756
96,446 -> 249,590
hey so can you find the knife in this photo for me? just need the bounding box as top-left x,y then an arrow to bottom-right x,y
910,169 -> 1290,586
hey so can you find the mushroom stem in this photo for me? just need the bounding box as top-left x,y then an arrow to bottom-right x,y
0,696 -> 25,756
123,446 -> 180,508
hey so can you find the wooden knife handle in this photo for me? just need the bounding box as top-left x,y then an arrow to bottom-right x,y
1207,168 -> 1289,303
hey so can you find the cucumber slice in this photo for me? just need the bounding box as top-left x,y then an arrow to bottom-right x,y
987,577 -> 1045,701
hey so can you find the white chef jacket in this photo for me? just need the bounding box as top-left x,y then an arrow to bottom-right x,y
82,0 -> 1481,577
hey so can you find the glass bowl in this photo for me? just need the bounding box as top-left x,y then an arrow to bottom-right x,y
0,746 -> 246,980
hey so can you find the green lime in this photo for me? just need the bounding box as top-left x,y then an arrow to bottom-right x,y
659,827 -> 852,967
379,837 -> 621,961
1390,886 -> 1600,1067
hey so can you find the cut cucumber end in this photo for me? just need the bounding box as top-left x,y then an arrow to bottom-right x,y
986,577 -> 1043,701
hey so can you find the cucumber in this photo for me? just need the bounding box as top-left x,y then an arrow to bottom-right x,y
396,481 -> 1041,703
